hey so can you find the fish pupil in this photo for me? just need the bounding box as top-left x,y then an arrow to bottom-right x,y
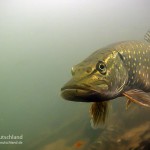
99,64 -> 105,70
96,61 -> 106,74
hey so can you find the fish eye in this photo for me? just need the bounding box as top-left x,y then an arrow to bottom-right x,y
96,61 -> 107,75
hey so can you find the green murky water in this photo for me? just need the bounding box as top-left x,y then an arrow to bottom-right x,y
0,1 -> 150,150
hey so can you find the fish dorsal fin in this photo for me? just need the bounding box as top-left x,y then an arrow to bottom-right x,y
144,30 -> 150,43
123,89 -> 150,107
90,102 -> 109,127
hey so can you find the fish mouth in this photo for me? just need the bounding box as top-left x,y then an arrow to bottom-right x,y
61,85 -> 104,102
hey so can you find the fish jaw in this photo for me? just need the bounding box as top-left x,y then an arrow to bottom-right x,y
61,88 -> 95,102
61,78 -> 109,102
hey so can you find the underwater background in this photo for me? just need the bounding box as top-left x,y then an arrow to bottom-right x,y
0,0 -> 150,150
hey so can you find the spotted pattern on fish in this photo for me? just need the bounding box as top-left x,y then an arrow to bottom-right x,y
113,41 -> 150,91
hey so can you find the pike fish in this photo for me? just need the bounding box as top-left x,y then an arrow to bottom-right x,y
61,31 -> 150,126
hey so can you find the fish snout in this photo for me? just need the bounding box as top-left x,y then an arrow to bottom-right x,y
60,78 -> 93,101
71,66 -> 93,76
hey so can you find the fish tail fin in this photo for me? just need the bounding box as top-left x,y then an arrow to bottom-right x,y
144,30 -> 150,43
90,102 -> 109,128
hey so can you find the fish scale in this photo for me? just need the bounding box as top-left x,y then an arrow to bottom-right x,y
114,41 -> 150,91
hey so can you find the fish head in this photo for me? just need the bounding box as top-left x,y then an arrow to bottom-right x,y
61,48 -> 128,102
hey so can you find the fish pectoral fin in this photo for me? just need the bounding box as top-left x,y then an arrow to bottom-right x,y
123,89 -> 150,107
90,102 -> 109,127
126,99 -> 132,110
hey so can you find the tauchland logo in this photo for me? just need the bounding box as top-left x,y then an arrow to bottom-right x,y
0,134 -> 23,140
0,134 -> 23,144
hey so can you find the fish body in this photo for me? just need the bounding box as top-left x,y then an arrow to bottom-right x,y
61,31 -> 150,125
